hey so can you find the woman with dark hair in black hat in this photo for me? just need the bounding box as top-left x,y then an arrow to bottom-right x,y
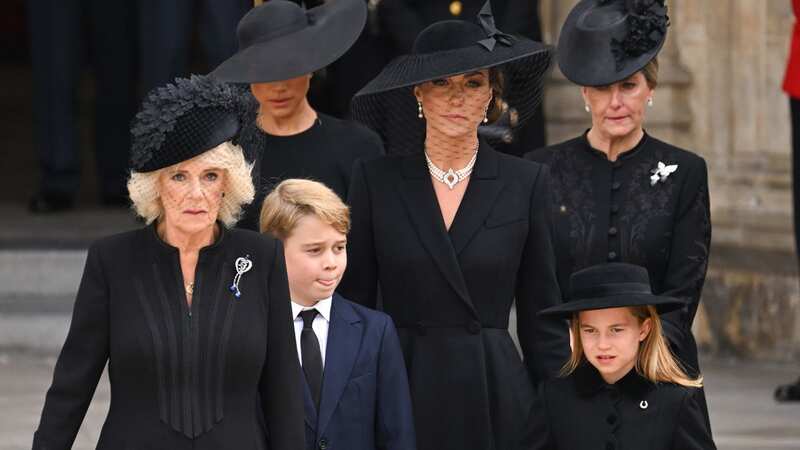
529,263 -> 716,450
211,0 -> 385,231
525,0 -> 711,389
339,3 -> 569,449
32,75 -> 304,450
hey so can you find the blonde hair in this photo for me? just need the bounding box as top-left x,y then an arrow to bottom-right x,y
642,57 -> 659,89
127,141 -> 255,227
561,305 -> 702,388
259,179 -> 350,239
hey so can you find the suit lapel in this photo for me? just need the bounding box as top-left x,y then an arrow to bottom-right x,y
396,153 -> 481,317
448,143 -> 504,256
317,295 -> 362,435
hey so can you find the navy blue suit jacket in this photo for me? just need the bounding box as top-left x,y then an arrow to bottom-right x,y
302,293 -> 416,450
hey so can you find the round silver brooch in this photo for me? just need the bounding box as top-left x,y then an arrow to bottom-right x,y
639,400 -> 649,410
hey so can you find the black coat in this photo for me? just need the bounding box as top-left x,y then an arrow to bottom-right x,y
340,143 -> 569,450
33,225 -> 304,450
525,133 -> 711,374
237,113 -> 385,231
529,364 -> 716,450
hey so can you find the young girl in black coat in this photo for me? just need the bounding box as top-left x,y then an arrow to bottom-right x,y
530,263 -> 716,450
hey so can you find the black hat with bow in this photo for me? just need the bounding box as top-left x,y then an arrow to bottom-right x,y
557,0 -> 669,87
130,75 -> 247,173
210,0 -> 366,83
538,263 -> 687,319
351,0 -> 553,155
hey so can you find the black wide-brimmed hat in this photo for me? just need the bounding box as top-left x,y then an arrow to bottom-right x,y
558,0 -> 669,87
351,0 -> 552,155
210,0 -> 366,83
539,263 -> 687,319
130,75 -> 246,172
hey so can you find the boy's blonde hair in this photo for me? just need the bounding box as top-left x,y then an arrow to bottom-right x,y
259,179 -> 350,239
561,305 -> 703,388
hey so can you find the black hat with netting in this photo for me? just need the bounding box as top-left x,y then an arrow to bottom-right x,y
351,1 -> 553,156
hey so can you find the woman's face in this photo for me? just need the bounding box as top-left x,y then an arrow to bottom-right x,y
250,74 -> 312,120
582,71 -> 653,140
578,307 -> 652,384
414,70 -> 492,140
157,155 -> 225,236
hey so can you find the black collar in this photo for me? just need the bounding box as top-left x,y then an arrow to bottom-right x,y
580,130 -> 649,163
573,362 -> 655,399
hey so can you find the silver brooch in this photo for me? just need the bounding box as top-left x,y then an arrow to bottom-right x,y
229,255 -> 253,299
650,161 -> 678,186
639,400 -> 649,410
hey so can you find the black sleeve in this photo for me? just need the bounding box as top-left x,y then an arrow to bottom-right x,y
339,159 -> 379,308
375,316 -> 417,450
33,244 -> 110,450
658,158 -> 711,370
522,382 -> 555,450
515,166 -> 570,384
672,389 -> 717,450
260,239 -> 305,450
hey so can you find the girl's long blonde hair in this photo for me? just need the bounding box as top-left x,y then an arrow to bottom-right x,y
561,305 -> 702,388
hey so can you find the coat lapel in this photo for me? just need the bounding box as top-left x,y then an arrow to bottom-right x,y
397,154 -> 478,318
317,295 -> 362,435
448,143 -> 504,256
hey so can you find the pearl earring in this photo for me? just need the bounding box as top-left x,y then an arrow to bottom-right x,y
647,97 -> 653,107
417,101 -> 424,119
483,105 -> 489,123
584,105 -> 590,113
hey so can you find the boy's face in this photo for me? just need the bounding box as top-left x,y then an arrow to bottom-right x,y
283,214 -> 347,306
578,307 -> 651,384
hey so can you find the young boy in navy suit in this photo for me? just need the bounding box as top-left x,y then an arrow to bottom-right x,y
260,178 -> 416,450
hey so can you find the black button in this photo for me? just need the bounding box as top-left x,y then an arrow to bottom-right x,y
467,320 -> 481,334
416,321 -> 427,336
319,438 -> 329,450
611,205 -> 620,214
608,227 -> 618,236
608,251 -> 618,261
606,414 -> 617,424
611,181 -> 621,190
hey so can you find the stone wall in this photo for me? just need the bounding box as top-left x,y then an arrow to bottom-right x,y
539,0 -> 800,361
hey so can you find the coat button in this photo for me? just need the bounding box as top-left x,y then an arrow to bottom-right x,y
319,438 -> 329,450
607,251 -> 618,261
608,227 -> 618,236
606,413 -> 617,424
467,321 -> 481,334
416,321 -> 427,336
611,181 -> 621,190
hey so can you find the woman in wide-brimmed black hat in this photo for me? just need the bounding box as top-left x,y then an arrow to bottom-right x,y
339,3 -> 569,449
32,75 -> 304,450
211,0 -> 385,231
527,263 -> 716,450
525,0 -> 711,397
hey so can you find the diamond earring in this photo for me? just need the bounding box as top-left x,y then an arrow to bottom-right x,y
584,105 -> 590,113
418,101 -> 424,119
647,97 -> 653,107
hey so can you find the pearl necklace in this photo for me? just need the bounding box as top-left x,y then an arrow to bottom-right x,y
424,149 -> 478,190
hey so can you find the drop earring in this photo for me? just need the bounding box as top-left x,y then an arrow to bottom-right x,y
483,105 -> 489,123
418,101 -> 424,119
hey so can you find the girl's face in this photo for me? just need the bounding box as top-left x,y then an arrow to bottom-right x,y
414,70 -> 492,139
578,307 -> 652,384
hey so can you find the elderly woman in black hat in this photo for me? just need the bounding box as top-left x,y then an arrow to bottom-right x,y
212,0 -> 384,231
32,75 -> 304,450
529,263 -> 716,450
339,3 -> 569,449
526,0 -> 710,382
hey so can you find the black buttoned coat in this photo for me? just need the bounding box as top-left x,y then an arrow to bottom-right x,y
33,225 -> 304,450
525,133 -> 711,375
528,364 -> 716,450
340,143 -> 570,450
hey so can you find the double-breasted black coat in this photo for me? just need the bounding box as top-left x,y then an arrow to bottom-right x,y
340,142 -> 570,450
33,224 -> 304,450
528,364 -> 716,450
525,133 -> 711,374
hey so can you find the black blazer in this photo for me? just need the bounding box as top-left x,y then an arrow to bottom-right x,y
526,133 -> 711,375
529,364 -> 716,450
340,143 -> 569,450
33,225 -> 304,450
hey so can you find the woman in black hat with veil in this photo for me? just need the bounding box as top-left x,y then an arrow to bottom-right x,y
339,3 -> 569,449
525,0 -> 711,404
212,0 -> 385,231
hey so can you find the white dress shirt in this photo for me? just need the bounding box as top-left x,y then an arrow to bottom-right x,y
291,297 -> 332,369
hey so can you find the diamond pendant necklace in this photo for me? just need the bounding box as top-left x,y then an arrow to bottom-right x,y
425,147 -> 478,190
